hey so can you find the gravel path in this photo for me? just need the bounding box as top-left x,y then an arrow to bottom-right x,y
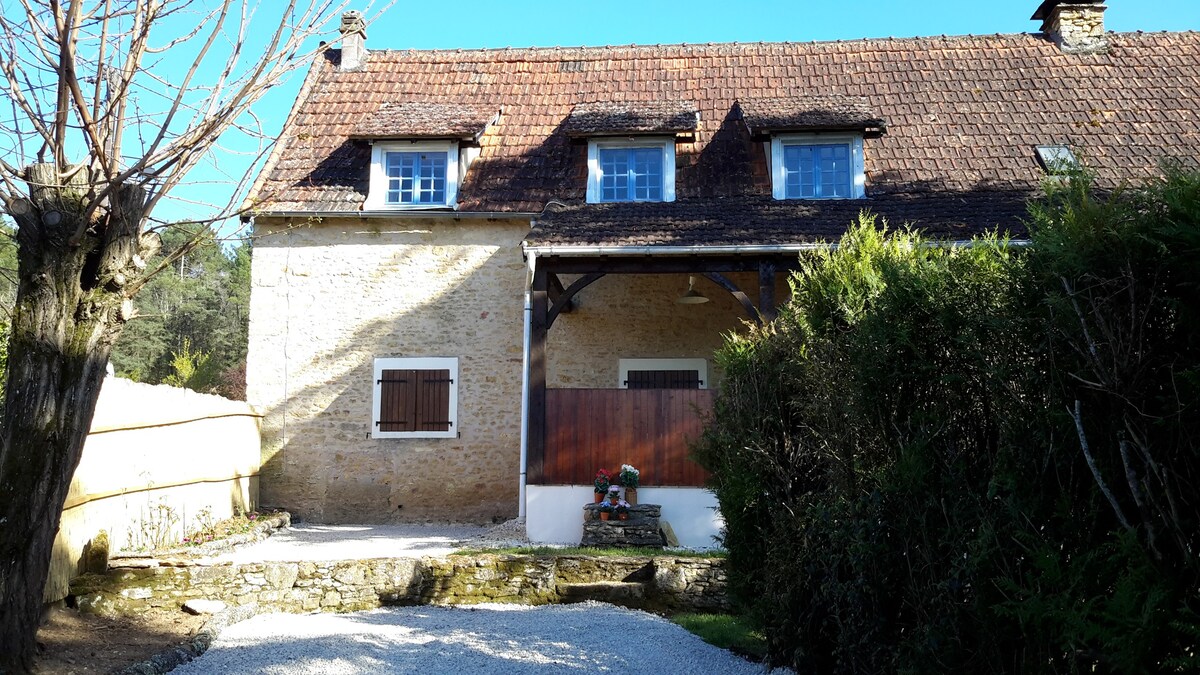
172,603 -> 782,674
215,524 -> 489,564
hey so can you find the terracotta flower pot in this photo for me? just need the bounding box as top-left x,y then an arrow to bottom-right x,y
625,488 -> 637,505
618,513 -> 629,521
600,511 -> 610,521
593,492 -> 603,503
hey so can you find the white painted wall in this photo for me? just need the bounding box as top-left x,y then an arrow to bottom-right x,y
526,485 -> 723,549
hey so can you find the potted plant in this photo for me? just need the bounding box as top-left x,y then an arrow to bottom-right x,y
619,464 -> 640,505
597,501 -> 613,521
593,469 -> 612,503
607,485 -> 621,505
615,499 -> 631,521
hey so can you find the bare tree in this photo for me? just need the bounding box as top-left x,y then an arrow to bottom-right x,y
0,2 -> 378,670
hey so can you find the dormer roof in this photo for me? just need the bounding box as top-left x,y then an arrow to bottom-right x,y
350,101 -> 501,141
736,95 -> 886,138
562,101 -> 700,138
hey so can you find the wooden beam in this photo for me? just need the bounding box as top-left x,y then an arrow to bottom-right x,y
527,268 -> 549,484
539,254 -> 800,276
702,272 -> 761,324
547,272 -> 605,328
759,260 -> 777,322
547,274 -> 570,313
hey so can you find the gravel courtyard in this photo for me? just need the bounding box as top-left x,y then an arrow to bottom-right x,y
171,602 -> 781,674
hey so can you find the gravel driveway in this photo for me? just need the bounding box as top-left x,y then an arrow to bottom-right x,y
172,602 -> 782,674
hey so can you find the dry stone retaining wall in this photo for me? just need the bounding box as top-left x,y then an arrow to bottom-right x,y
70,554 -> 728,616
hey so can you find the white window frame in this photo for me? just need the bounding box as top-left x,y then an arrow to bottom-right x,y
770,133 -> 866,200
365,140 -> 460,210
617,358 -> 708,390
372,356 -> 459,439
586,137 -> 676,204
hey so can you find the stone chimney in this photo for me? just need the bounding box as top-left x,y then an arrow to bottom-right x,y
338,11 -> 367,71
1032,1 -> 1107,54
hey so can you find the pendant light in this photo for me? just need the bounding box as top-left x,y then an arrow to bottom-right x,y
676,275 -> 709,304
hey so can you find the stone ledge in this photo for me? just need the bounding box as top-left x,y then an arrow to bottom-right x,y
109,512 -> 292,569
71,553 -> 729,617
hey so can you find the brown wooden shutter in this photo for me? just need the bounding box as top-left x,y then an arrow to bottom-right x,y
378,369 -> 415,432
626,369 -> 702,390
415,369 -> 452,432
377,368 -> 453,433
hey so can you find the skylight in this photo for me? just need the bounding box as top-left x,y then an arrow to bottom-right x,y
1035,145 -> 1080,174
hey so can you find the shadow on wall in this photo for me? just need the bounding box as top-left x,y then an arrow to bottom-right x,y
251,218 -> 794,527
251,222 -> 528,526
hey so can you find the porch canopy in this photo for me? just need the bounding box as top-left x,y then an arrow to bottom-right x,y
520,192 -> 1031,487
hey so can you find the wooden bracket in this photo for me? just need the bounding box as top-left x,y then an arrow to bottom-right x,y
547,272 -> 606,328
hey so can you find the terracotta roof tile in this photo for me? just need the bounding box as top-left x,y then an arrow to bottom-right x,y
251,32 -> 1200,234
562,100 -> 700,137
736,95 -> 887,135
350,101 -> 500,139
528,191 -> 1031,247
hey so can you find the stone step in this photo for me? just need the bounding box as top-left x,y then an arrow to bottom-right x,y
557,581 -> 647,608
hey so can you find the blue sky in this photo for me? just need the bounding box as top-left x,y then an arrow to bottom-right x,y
377,0 -> 1197,48
159,0 -> 1198,233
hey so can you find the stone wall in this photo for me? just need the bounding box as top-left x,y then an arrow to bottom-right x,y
247,217 -> 529,524
49,378 -> 261,603
71,554 -> 728,615
547,272 -> 785,389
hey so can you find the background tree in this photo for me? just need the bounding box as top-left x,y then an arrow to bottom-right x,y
111,225 -> 251,398
0,2 -> 384,671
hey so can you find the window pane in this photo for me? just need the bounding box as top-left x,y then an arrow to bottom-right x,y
598,146 -> 663,202
632,148 -> 662,201
599,148 -> 630,202
384,151 -> 446,204
782,143 -> 852,199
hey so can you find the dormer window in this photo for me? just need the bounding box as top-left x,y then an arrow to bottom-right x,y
563,100 -> 697,205
771,134 -> 865,200
587,138 -> 675,203
368,140 -> 459,208
351,101 -> 501,211
737,96 -> 885,202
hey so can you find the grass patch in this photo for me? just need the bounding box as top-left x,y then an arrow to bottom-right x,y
453,545 -> 726,558
670,612 -> 766,660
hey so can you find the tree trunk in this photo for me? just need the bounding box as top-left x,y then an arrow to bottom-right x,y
0,164 -> 152,674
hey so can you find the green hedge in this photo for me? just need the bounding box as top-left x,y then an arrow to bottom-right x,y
695,170 -> 1200,673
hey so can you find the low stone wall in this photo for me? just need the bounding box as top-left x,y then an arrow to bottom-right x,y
70,554 -> 728,616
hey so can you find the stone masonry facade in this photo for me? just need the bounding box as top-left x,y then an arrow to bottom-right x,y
247,217 -> 529,523
248,217 -> 776,522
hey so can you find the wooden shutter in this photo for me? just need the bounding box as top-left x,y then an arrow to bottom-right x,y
377,369 -> 415,432
626,369 -> 702,390
415,369 -> 452,432
376,368 -> 453,433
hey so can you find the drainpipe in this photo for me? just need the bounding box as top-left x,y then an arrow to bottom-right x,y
517,251 -> 536,518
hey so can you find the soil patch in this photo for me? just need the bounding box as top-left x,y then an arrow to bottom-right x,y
35,605 -> 205,674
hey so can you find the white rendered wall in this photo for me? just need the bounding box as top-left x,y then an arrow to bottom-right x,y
526,485 -> 723,549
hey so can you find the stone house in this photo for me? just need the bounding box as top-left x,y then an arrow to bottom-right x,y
245,1 -> 1200,546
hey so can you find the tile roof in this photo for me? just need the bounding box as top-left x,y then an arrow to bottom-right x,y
250,31 -> 1200,245
527,191 -> 1032,248
349,101 -> 500,140
562,100 -> 700,137
736,95 -> 886,136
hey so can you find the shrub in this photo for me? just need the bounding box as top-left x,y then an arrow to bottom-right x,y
696,170 -> 1200,673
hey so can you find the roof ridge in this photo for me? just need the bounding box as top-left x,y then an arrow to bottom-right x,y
355,29 -> 1198,59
